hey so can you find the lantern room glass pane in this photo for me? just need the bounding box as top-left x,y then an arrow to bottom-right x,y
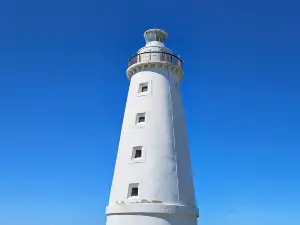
145,31 -> 166,43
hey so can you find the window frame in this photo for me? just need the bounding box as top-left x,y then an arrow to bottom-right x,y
129,146 -> 145,164
127,183 -> 139,199
136,112 -> 146,125
137,81 -> 152,97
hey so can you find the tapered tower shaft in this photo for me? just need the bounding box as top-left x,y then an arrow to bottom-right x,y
106,29 -> 199,225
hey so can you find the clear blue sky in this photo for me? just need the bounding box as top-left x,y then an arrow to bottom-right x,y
0,0 -> 299,224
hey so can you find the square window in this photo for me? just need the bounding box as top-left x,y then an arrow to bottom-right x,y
128,183 -> 139,199
130,146 -> 145,163
136,113 -> 146,124
132,146 -> 143,160
138,82 -> 149,95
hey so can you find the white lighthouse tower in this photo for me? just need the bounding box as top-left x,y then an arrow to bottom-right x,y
106,29 -> 199,225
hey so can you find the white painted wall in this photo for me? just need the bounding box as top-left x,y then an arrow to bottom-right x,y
106,30 -> 198,225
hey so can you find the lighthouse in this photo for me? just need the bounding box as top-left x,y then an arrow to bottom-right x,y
105,29 -> 199,225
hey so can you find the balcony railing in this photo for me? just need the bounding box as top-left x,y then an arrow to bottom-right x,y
128,51 -> 183,68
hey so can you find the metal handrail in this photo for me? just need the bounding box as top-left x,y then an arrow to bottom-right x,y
128,51 -> 183,68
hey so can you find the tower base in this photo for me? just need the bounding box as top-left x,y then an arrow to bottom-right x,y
106,203 -> 198,225
106,213 -> 197,225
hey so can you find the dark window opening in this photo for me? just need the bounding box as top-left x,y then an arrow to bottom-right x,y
138,116 -> 145,123
134,149 -> 142,158
131,187 -> 138,197
141,86 -> 148,92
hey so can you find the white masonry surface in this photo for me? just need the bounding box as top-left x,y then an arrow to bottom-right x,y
106,29 -> 199,225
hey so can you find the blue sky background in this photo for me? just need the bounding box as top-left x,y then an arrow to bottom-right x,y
0,0 -> 299,224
